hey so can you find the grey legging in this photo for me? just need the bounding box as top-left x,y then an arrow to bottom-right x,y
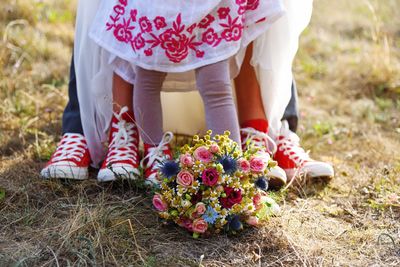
134,60 -> 240,145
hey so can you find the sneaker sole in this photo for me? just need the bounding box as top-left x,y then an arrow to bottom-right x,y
267,166 -> 287,190
97,166 -> 140,182
41,166 -> 88,180
285,165 -> 335,181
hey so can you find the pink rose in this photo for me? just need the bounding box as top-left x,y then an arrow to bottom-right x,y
177,171 -> 194,187
238,159 -> 250,173
246,216 -> 260,227
180,153 -> 194,167
152,194 -> 168,212
209,144 -> 220,154
194,146 -> 213,163
250,157 -> 266,173
195,202 -> 206,215
253,194 -> 262,210
192,218 -> 208,233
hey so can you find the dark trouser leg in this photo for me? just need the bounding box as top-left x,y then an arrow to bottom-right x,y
282,80 -> 299,132
62,55 -> 84,135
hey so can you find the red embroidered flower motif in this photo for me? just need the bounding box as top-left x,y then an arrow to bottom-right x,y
246,0 -> 260,10
217,7 -> 231,19
113,5 -> 125,16
118,0 -> 128,6
159,15 -> 190,63
187,23 -> 197,34
113,20 -> 134,43
154,16 -> 167,30
139,16 -> 152,33
130,9 -> 137,22
221,18 -> 243,42
144,48 -> 153,56
198,14 -> 215,29
202,28 -> 219,46
235,0 -> 247,15
196,50 -> 205,58
133,33 -> 145,49
237,6 -> 246,15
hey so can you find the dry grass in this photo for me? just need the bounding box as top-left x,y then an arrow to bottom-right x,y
1,0 -> 400,266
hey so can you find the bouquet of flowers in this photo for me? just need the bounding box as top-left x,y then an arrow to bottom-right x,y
152,131 -> 281,238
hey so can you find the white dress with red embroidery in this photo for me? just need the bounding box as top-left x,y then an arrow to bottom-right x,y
89,0 -> 284,72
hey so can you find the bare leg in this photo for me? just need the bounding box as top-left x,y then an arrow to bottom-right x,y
234,43 -> 267,125
113,73 -> 134,113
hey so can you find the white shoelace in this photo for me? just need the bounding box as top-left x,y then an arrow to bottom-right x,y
140,132 -> 174,180
106,107 -> 138,165
52,133 -> 87,162
241,127 -> 277,155
277,121 -> 310,166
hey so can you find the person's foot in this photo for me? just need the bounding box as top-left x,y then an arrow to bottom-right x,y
241,128 -> 287,190
41,133 -> 90,180
141,132 -> 174,187
97,107 -> 140,182
274,120 -> 334,181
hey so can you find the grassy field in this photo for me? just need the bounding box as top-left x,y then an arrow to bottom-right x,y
1,0 -> 400,266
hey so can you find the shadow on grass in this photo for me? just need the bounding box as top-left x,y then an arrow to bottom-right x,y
0,160 -> 301,267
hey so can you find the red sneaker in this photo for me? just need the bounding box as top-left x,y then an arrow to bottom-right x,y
97,107 -> 140,182
274,121 -> 334,181
241,128 -> 287,189
41,133 -> 90,180
141,132 -> 174,187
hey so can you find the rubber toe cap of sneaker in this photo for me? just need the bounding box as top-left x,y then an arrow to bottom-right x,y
97,165 -> 140,182
302,161 -> 334,179
41,162 -> 88,180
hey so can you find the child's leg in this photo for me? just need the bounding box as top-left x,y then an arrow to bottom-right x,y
134,67 -> 167,145
113,73 -> 133,113
97,73 -> 139,182
195,60 -> 240,144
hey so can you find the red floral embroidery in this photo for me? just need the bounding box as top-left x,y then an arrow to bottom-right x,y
187,23 -> 197,34
202,28 -> 221,47
130,9 -> 137,21
198,14 -> 215,29
133,33 -> 145,49
246,0 -> 260,10
105,0 -> 261,64
217,7 -> 230,19
139,16 -> 152,33
220,16 -> 243,42
113,19 -> 134,43
144,48 -> 153,56
154,16 -> 167,30
113,5 -> 125,15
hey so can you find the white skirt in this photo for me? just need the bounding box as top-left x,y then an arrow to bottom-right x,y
89,0 -> 284,72
74,0 -> 313,167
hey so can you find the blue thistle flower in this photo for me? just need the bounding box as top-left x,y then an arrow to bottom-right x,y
202,206 -> 219,224
219,155 -> 238,175
255,177 -> 269,191
228,215 -> 243,231
159,160 -> 180,179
